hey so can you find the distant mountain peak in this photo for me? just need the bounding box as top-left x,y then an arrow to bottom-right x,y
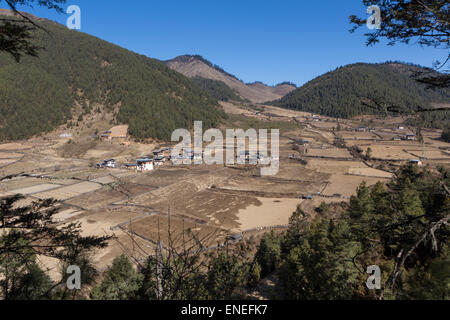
164,55 -> 296,103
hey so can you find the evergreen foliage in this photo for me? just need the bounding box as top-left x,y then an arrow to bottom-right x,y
253,165 -> 449,300
91,254 -> 142,300
192,76 -> 244,102
273,62 -> 450,127
441,127 -> 450,142
0,17 -> 223,141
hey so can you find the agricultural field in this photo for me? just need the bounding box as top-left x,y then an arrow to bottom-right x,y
1,101 -> 449,271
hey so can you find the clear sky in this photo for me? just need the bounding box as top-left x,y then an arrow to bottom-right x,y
4,0 -> 447,86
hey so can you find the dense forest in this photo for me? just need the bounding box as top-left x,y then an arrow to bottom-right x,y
191,76 -> 244,102
273,62 -> 450,128
406,110 -> 450,130
0,17 -> 223,141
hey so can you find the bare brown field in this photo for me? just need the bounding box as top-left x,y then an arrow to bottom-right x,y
0,142 -> 33,151
0,177 -> 49,192
152,188 -> 260,229
359,144 -> 414,160
311,122 -> 340,129
0,152 -> 23,159
9,183 -> 62,195
307,147 -> 352,158
2,99 -> 450,273
322,174 -> 389,197
274,164 -> 330,182
237,197 -> 302,230
306,159 -> 367,174
217,175 -> 324,196
348,167 -> 393,178
52,208 -> 83,222
127,214 -> 228,249
64,189 -> 129,210
0,159 -> 19,168
33,181 -> 102,200
404,149 -> 449,160
339,131 -> 379,140
123,167 -> 201,188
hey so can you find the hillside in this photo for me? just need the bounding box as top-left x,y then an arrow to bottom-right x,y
164,55 -> 296,103
273,62 -> 450,126
0,12 -> 223,141
191,76 -> 244,102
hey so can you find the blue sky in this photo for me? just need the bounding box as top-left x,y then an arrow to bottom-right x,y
3,0 -> 447,86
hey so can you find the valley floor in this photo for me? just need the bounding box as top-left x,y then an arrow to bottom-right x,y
1,101 -> 449,283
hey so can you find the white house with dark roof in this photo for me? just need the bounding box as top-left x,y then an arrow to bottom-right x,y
137,158 -> 154,171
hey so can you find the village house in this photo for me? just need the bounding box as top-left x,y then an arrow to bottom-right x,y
356,126 -> 367,132
125,163 -> 137,170
136,158 -> 154,171
100,125 -> 129,142
154,156 -> 166,166
97,159 -> 116,168
152,149 -> 164,156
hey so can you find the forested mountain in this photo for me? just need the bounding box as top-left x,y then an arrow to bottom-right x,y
164,55 -> 297,103
273,62 -> 450,127
191,76 -> 245,102
0,12 -> 223,141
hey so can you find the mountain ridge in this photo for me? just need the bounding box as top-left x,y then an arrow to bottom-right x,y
164,55 -> 296,103
272,61 -> 450,127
